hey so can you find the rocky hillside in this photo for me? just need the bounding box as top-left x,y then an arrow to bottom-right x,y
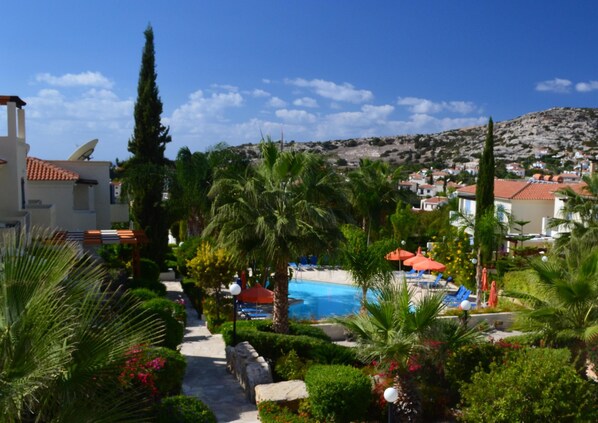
233,107 -> 598,168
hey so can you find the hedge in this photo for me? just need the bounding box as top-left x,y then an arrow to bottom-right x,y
129,288 -> 159,302
305,364 -> 371,423
460,348 -> 598,422
220,321 -> 356,365
156,395 -> 217,423
140,298 -> 186,350
257,401 -> 314,423
145,347 -> 187,397
181,277 -> 205,318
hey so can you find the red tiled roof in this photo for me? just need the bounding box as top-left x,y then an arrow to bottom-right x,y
27,157 -> 79,181
457,179 -> 586,201
423,196 -> 449,204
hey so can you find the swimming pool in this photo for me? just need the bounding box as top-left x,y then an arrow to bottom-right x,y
288,279 -> 376,320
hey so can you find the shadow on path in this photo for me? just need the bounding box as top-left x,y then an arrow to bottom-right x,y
164,281 -> 259,423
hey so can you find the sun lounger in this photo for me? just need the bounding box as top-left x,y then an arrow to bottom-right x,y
419,273 -> 443,289
443,287 -> 472,307
406,270 -> 425,281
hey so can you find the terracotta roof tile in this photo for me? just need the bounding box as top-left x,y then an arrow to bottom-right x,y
457,179 -> 586,201
27,157 -> 79,181
423,196 -> 449,204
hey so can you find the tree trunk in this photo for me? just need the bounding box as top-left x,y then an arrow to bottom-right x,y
272,262 -> 290,334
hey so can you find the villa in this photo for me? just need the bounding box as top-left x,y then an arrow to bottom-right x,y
0,95 -> 128,234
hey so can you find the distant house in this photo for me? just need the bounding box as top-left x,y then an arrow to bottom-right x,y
556,173 -> 581,183
455,178 -> 586,240
420,196 -> 449,211
506,162 -> 526,178
417,184 -> 437,197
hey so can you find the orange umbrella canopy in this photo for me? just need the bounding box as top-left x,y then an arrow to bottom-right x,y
488,280 -> 498,308
481,267 -> 489,292
403,249 -> 426,266
385,248 -> 415,261
412,257 -> 446,272
237,283 -> 274,304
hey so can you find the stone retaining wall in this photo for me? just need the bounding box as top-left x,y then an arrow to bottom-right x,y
225,341 -> 273,404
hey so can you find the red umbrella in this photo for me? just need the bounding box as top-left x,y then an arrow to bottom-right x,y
240,270 -> 247,290
481,267 -> 489,292
403,247 -> 426,266
237,283 -> 274,304
488,280 -> 498,308
412,257 -> 446,272
385,248 -> 415,261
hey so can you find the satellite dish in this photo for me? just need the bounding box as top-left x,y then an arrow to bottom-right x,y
68,139 -> 98,161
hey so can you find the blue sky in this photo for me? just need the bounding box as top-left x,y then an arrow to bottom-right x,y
3,1 -> 598,162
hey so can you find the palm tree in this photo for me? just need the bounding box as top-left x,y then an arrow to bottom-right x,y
205,140 -> 348,333
504,240 -> 598,377
340,224 -> 393,310
348,159 -> 400,244
339,283 -> 482,421
0,229 -> 163,422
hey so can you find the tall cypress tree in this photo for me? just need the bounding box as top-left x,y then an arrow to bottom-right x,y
126,24 -> 171,267
475,117 -> 495,263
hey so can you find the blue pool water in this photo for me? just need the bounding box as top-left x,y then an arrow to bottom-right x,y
288,279 -> 376,320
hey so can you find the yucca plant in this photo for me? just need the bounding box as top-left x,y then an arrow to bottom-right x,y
0,229 -> 164,422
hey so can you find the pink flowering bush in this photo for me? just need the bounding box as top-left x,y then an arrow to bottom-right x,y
119,344 -> 187,399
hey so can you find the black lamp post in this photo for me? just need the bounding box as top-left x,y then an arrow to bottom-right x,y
384,386 -> 398,423
460,299 -> 472,328
229,281 -> 241,345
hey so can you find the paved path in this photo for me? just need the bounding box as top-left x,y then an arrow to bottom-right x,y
164,282 -> 259,423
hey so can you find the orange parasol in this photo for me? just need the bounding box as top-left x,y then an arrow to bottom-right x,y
237,283 -> 274,304
412,257 -> 446,272
403,247 -> 426,266
385,248 -> 415,261
488,280 -> 498,308
481,267 -> 489,292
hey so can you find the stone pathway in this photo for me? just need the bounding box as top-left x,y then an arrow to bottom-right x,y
164,282 -> 259,423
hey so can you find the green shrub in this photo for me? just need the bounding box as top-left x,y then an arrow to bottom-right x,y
175,237 -> 202,277
445,342 -> 518,388
181,277 -> 205,317
145,347 -> 187,396
460,348 -> 598,422
156,395 -> 217,423
140,298 -> 185,350
140,258 -> 160,282
305,364 -> 371,423
129,288 -> 159,302
128,277 -> 167,296
502,269 -> 540,296
501,332 -> 544,347
257,401 -> 314,423
275,350 -> 311,381
220,321 -> 356,365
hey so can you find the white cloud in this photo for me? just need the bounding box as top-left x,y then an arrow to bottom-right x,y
24,87 -> 133,160
250,89 -> 271,97
575,80 -> 598,92
285,78 -> 373,103
293,97 -> 319,108
267,96 -> 287,108
36,71 -> 113,89
262,78 -> 272,84
275,109 -> 316,124
397,97 -> 478,114
535,78 -> 572,93
168,90 -> 243,126
210,83 -> 238,92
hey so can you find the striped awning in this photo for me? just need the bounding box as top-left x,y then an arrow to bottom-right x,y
52,229 -> 148,245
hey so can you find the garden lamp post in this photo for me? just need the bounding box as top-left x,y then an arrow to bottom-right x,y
384,386 -> 399,423
460,299 -> 472,328
229,281 -> 242,345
